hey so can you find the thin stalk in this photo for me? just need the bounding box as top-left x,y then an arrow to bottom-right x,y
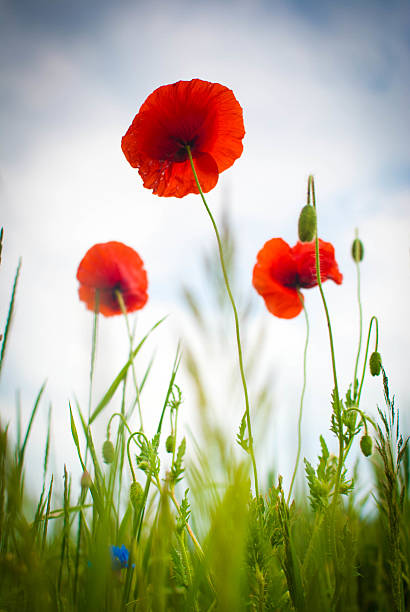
88,296 -> 99,422
116,290 -> 144,432
186,145 -> 259,499
287,298 -> 309,504
85,294 -> 99,464
357,315 -> 379,405
135,347 -> 181,544
309,175 -> 343,499
170,488 -> 204,559
352,229 -> 363,400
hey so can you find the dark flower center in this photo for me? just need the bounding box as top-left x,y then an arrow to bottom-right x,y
172,136 -> 199,162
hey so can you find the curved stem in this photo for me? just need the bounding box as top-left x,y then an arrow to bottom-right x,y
309,176 -> 343,500
106,412 -> 132,439
352,230 -> 363,400
357,315 -> 379,406
344,407 -> 369,435
116,291 -> 144,432
126,431 -> 143,483
287,297 -> 309,504
186,146 -> 259,499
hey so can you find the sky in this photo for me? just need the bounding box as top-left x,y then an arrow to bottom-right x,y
1,0 -> 409,497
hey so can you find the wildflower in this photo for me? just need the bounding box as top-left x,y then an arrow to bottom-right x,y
121,79 -> 245,197
77,241 -> 148,317
252,238 -> 343,318
110,545 -> 130,570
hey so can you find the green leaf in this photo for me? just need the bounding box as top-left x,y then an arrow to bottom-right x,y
69,404 -> 85,472
0,257 -> 22,379
90,316 -> 166,423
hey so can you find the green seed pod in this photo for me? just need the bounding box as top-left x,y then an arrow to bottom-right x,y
298,205 -> 317,242
369,351 -> 382,376
165,435 -> 175,454
130,481 -> 143,510
102,439 -> 115,464
360,434 -> 373,457
351,238 -> 364,262
80,470 -> 92,490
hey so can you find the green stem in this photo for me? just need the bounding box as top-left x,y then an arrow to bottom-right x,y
116,290 -> 144,432
186,146 -> 259,499
287,296 -> 309,504
106,412 -> 132,439
85,294 -> 99,464
357,315 -> 379,406
344,407 -> 369,435
135,347 -> 181,544
309,176 -> 343,500
126,432 -> 140,483
352,229 -> 363,400
170,488 -> 204,558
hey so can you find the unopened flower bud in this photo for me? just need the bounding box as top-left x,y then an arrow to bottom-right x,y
102,439 -> 115,464
369,351 -> 382,376
351,238 -> 364,262
298,205 -> 317,243
165,435 -> 175,453
360,435 -> 373,457
81,470 -> 92,490
130,481 -> 143,510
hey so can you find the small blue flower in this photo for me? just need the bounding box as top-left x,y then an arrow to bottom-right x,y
110,544 -> 129,570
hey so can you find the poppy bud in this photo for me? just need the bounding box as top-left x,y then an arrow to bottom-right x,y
298,205 -> 317,243
360,435 -> 373,457
165,435 -> 175,453
130,481 -> 143,510
351,238 -> 364,262
81,470 -> 92,490
369,351 -> 382,376
102,440 -> 115,464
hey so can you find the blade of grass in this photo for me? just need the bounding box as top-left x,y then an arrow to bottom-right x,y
18,381 -> 46,471
0,258 -> 22,379
90,316 -> 166,424
42,476 -> 53,552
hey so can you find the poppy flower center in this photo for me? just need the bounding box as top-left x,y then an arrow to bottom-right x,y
172,136 -> 199,162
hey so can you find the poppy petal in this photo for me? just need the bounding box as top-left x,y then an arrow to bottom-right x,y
137,152 -> 219,198
260,283 -> 304,319
121,79 -> 244,198
252,238 -> 298,293
253,238 -> 303,319
292,239 -> 343,289
77,242 -> 148,317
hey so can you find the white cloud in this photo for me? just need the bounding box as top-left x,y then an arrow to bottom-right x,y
1,1 -> 409,495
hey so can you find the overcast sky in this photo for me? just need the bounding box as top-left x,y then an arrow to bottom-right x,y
1,0 -> 409,495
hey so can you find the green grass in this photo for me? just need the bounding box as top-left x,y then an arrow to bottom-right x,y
0,211 -> 409,611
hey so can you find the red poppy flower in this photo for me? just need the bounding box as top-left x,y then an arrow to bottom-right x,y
252,238 -> 343,319
77,241 -> 148,317
121,79 -> 245,198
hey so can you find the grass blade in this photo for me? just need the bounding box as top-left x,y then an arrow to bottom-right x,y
0,258 -> 22,379
90,316 -> 166,424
